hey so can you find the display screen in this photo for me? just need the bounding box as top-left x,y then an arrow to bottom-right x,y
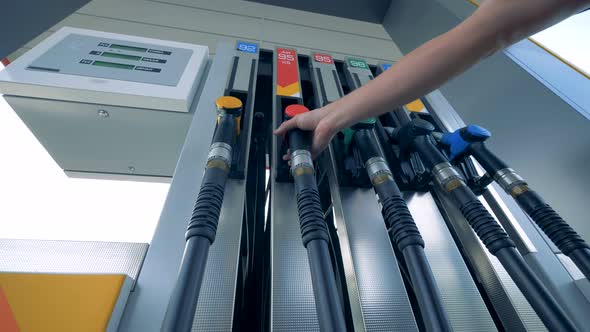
109,44 -> 148,52
101,52 -> 142,61
92,61 -> 135,70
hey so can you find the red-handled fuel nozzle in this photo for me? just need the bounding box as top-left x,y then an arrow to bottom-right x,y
285,104 -> 309,119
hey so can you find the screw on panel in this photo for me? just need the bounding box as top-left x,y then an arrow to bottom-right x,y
98,109 -> 110,118
128,166 -> 136,173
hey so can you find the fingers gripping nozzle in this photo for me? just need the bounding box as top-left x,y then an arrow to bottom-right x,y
216,96 -> 243,136
284,104 -> 314,174
439,125 -> 491,161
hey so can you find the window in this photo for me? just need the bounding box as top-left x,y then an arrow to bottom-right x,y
0,63 -> 170,243
530,10 -> 590,77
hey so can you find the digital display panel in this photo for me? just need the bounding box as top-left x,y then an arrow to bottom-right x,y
101,52 -> 142,61
92,61 -> 135,70
109,44 -> 148,52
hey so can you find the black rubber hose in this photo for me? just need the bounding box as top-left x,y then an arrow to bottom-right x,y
380,191 -> 451,332
516,190 -> 590,280
162,115 -> 236,332
410,135 -> 576,330
496,247 -> 578,332
451,185 -> 515,255
403,245 -> 451,332
290,128 -> 347,332
469,142 -> 509,172
355,129 -> 451,332
449,185 -> 577,331
470,142 -> 590,280
161,238 -> 211,332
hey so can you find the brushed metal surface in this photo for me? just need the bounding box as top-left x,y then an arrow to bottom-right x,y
337,187 -> 418,331
404,192 -> 497,331
271,183 -> 320,331
434,189 -> 545,331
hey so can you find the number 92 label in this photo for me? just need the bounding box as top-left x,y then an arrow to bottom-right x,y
237,41 -> 258,54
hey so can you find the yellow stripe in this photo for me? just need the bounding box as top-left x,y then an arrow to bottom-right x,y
0,273 -> 126,332
277,82 -> 301,97
406,99 -> 425,112
528,38 -> 590,79
464,0 -> 589,79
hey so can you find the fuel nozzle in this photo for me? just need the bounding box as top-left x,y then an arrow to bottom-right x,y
342,117 -> 376,153
387,118 -> 435,158
284,104 -> 314,173
216,96 -> 243,135
439,125 -> 491,160
284,103 -> 308,119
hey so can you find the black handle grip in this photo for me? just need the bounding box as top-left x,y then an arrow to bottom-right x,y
295,181 -> 330,246
185,176 -> 226,243
517,190 -> 588,255
381,195 -> 425,251
452,185 -> 515,254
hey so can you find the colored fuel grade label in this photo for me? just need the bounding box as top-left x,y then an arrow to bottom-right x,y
346,57 -> 369,70
276,48 -> 301,97
236,41 -> 258,54
313,53 -> 333,64
406,99 -> 426,113
381,63 -> 392,71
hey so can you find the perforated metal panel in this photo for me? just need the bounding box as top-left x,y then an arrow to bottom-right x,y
337,187 -> 418,331
191,181 -> 247,331
0,239 -> 147,284
271,183 -> 321,331
405,192 -> 496,331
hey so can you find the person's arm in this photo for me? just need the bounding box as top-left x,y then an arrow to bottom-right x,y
275,0 -> 590,158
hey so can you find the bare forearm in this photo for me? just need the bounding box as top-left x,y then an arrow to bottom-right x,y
322,0 -> 588,132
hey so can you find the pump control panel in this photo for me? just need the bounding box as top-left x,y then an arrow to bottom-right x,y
0,27 -> 208,112
28,34 -> 192,86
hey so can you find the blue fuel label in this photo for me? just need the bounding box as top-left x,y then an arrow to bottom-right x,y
237,41 -> 258,54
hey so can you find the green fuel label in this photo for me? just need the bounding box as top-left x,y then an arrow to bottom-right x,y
346,57 -> 368,69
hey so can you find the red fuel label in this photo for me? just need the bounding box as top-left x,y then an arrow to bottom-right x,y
313,53 -> 333,64
276,48 -> 301,97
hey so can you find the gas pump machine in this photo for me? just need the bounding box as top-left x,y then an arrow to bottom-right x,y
1,28 -> 589,331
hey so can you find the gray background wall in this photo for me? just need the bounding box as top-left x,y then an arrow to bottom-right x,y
0,0 -> 90,59
5,0 -> 401,64
383,0 -> 590,242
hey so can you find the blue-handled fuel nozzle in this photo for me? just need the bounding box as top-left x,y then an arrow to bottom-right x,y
438,125 -> 491,161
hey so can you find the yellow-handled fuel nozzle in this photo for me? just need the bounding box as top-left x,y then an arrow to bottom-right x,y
216,96 -> 243,135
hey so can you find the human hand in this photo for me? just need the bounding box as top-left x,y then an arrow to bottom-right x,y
273,107 -> 335,159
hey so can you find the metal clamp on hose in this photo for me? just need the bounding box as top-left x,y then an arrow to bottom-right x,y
432,162 -> 465,192
207,142 -> 233,170
493,168 -> 527,196
365,156 -> 393,185
290,149 -> 314,176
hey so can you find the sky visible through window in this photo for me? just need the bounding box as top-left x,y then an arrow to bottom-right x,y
531,10 -> 590,76
0,12 -> 587,243
0,67 -> 170,243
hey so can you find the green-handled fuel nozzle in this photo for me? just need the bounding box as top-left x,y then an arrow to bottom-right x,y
342,117 -> 377,153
